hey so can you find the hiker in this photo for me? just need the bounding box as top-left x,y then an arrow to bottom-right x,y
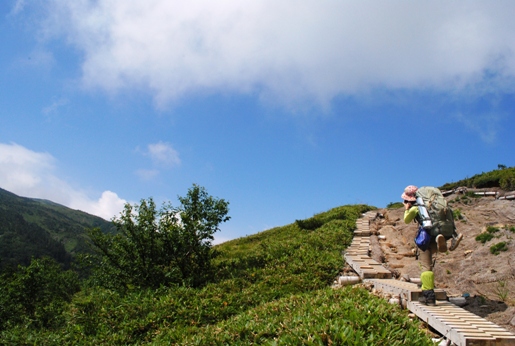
401,185 -> 463,305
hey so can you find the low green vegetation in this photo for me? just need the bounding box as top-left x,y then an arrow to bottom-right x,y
494,280 -> 509,302
0,257 -> 80,331
476,232 -> 494,244
487,226 -> 500,234
0,189 -> 435,345
440,165 -> 515,191
490,242 -> 508,255
386,202 -> 404,209
453,208 -> 464,221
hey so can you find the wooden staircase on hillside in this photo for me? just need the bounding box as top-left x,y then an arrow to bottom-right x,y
342,211 -> 515,346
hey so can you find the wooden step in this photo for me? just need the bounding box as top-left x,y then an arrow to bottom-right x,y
344,255 -> 392,279
410,301 -> 515,346
369,278 -> 447,301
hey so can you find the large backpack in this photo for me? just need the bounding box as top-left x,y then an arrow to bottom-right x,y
415,186 -> 456,238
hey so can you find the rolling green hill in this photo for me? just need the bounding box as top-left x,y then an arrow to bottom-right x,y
1,166 -> 513,344
0,188 -> 114,269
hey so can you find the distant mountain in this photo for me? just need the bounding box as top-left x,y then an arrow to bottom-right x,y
0,188 -> 115,269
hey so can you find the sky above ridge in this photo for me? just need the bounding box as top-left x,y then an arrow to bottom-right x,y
1,1 -> 514,243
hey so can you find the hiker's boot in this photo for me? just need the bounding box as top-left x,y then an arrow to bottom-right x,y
436,234 -> 447,252
449,233 -> 463,251
419,289 -> 436,306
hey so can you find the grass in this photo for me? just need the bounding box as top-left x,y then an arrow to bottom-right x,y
494,280 -> 509,302
453,208 -> 464,221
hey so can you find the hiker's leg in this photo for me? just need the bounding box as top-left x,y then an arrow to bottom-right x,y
419,242 -> 437,272
418,242 -> 437,305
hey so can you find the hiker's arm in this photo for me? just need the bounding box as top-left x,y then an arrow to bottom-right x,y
404,206 -> 418,224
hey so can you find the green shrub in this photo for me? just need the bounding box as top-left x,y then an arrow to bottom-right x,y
476,233 -> 494,244
0,257 -> 80,330
86,184 -> 230,290
295,217 -> 324,230
490,242 -> 508,255
387,202 -> 404,209
439,166 -> 515,191
487,226 -> 500,234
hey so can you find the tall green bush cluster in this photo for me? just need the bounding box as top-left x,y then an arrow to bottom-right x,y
84,184 -> 230,290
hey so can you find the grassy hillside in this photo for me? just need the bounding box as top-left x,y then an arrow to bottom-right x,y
440,165 -> 515,191
1,203 -> 434,345
0,188 -> 114,269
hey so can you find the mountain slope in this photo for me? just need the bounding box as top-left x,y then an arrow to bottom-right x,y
0,188 -> 114,269
374,188 -> 515,333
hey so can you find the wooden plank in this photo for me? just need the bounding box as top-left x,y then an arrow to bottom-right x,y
368,279 -> 447,301
408,301 -> 515,346
344,254 -> 392,279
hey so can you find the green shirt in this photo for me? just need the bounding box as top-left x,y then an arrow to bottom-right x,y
404,206 -> 419,224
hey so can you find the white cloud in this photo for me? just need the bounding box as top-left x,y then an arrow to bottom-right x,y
147,142 -> 181,167
36,1 -> 515,109
0,142 -> 126,220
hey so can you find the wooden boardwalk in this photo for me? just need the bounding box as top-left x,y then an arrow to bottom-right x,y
343,211 -> 515,346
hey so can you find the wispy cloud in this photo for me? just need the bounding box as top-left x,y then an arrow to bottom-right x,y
453,112 -> 500,144
9,0 -> 27,16
0,142 -> 126,220
42,97 -> 69,116
135,142 -> 181,181
135,168 -> 160,181
30,1 -> 515,110
147,142 -> 181,167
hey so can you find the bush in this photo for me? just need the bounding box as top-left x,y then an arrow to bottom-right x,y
439,166 -> 515,191
86,184 -> 230,290
0,257 -> 80,330
387,202 -> 403,209
490,242 -> 508,255
476,233 -> 494,244
295,217 -> 324,230
487,226 -> 500,233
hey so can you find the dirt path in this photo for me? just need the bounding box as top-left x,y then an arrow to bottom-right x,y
371,190 -> 515,332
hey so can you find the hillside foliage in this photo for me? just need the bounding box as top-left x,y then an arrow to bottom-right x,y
440,165 -> 515,191
0,188 -> 114,270
0,199 -> 435,345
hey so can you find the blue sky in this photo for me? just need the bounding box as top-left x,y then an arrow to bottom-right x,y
1,1 -> 514,243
